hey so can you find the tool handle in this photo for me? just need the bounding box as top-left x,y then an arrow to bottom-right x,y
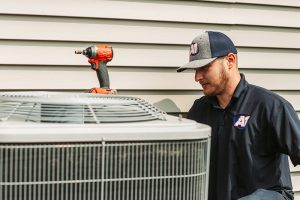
96,61 -> 110,89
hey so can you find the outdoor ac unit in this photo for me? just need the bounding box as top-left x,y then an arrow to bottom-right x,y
0,92 -> 211,200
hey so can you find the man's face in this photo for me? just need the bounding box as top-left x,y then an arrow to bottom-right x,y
194,57 -> 228,96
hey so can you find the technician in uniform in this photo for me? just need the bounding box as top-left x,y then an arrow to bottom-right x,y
177,31 -> 300,200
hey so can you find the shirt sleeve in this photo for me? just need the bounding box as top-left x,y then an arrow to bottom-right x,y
187,99 -> 200,120
187,104 -> 196,120
272,102 -> 300,166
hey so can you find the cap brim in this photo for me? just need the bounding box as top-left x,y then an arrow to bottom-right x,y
177,57 -> 217,72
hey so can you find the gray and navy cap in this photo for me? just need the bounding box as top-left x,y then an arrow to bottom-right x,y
177,31 -> 237,72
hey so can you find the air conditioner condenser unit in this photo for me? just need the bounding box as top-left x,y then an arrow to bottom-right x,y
0,92 -> 211,200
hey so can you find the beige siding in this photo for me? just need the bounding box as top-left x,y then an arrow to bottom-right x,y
0,0 -> 299,198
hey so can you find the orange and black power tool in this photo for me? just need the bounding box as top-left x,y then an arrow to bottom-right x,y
75,45 -> 116,94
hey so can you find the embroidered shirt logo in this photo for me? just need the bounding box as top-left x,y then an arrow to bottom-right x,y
190,43 -> 199,56
233,114 -> 250,129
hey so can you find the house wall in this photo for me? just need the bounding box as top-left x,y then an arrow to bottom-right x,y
0,0 -> 299,198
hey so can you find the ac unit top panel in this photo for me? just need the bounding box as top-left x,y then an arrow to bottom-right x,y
0,92 -> 211,143
0,115 -> 211,143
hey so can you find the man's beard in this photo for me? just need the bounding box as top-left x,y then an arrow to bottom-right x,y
204,66 -> 228,96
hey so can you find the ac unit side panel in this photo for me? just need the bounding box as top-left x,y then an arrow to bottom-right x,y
0,139 -> 211,200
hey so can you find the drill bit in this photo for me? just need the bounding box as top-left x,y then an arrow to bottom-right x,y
74,50 -> 83,54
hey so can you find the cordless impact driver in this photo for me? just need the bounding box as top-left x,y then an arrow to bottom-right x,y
75,45 -> 116,94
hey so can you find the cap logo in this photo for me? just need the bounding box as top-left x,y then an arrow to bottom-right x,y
190,43 -> 199,56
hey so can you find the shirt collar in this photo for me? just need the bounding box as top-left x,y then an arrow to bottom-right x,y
232,73 -> 248,99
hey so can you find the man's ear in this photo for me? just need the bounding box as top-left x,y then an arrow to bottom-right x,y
227,53 -> 236,69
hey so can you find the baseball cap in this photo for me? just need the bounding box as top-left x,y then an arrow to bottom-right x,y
177,31 -> 237,72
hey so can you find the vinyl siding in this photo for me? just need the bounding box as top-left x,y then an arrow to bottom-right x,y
0,0 -> 299,198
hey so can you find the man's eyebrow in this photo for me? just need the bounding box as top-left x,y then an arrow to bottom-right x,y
195,64 -> 210,71
202,62 -> 212,68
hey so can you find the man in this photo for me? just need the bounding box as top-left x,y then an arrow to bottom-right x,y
177,31 -> 300,200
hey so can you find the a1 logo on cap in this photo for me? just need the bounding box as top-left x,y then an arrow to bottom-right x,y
190,43 -> 199,56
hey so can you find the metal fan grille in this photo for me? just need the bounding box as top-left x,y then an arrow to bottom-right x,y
0,92 -> 165,123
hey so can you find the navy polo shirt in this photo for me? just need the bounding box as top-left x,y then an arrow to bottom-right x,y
187,74 -> 300,200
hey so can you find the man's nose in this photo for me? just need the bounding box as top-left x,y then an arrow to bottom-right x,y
195,69 -> 204,82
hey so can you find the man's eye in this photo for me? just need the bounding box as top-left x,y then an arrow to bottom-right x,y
195,65 -> 210,72
202,65 -> 209,70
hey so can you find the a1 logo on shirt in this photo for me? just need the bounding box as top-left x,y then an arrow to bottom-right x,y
233,114 -> 251,129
